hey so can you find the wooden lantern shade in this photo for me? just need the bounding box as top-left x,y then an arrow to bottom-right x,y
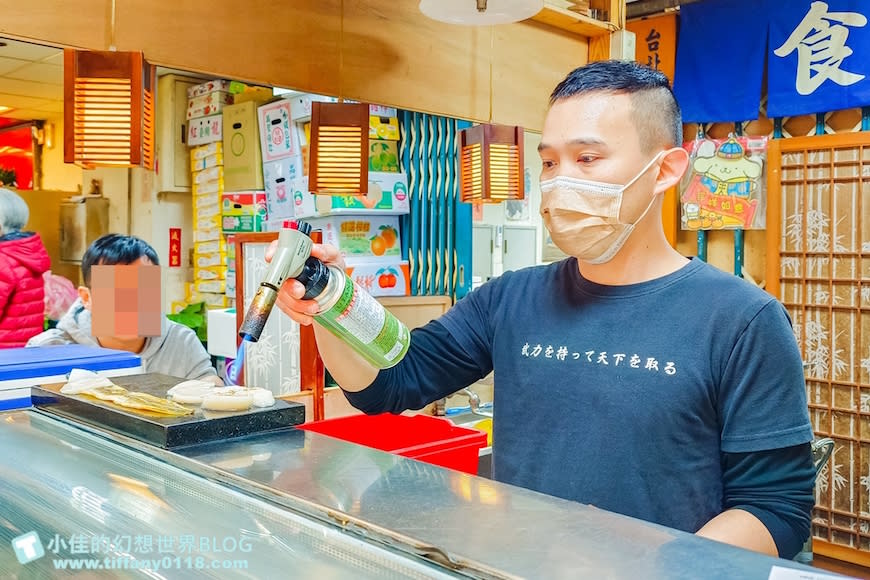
309,102 -> 369,195
459,124 -> 524,203
64,49 -> 155,169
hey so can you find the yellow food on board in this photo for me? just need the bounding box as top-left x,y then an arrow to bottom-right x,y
60,370 -> 193,417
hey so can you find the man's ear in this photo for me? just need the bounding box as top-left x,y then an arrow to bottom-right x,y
653,147 -> 690,195
78,286 -> 92,310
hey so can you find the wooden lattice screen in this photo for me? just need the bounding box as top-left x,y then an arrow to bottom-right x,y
767,131 -> 870,565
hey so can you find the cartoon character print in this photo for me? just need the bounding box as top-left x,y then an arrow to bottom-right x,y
681,137 -> 765,230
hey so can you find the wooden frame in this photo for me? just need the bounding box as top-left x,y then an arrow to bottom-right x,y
233,232 -> 325,421
814,540 -> 870,568
765,131 -> 870,299
765,130 -> 870,567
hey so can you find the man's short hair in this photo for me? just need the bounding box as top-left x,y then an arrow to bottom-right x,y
81,234 -> 160,287
549,60 -> 683,152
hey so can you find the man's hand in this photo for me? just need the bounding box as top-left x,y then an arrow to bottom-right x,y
696,509 -> 777,556
267,242 -> 346,326
265,240 -> 379,391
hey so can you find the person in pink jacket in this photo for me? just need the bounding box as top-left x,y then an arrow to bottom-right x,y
0,188 -> 51,348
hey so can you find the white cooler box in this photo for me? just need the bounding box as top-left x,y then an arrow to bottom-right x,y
0,344 -> 143,410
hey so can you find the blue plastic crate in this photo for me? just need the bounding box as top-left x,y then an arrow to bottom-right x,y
0,345 -> 142,410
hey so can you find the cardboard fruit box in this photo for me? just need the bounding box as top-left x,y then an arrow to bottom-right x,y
193,252 -> 226,268
264,156 -> 305,221
222,101 -> 265,191
187,91 -> 234,120
187,79 -> 231,100
307,216 -> 401,261
188,114 -> 223,146
293,173 -> 410,218
368,140 -> 399,173
369,115 -> 399,141
191,142 -> 223,162
221,191 -> 268,217
194,238 -> 227,255
221,214 -> 268,234
258,99 -> 299,162
221,192 -> 268,233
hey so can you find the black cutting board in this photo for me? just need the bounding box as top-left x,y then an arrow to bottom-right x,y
31,373 -> 305,448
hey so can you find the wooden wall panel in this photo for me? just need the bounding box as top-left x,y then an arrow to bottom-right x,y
341,0 -> 491,123
0,0 -> 109,50
115,0 -> 343,97
587,34 -> 611,62
676,229 -> 767,284
491,22 -> 588,130
2,1 -> 589,132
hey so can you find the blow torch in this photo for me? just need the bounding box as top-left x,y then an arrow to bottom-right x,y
238,221 -> 314,342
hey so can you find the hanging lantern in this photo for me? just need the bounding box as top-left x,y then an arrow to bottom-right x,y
459,123 -> 524,203
309,102 -> 369,195
64,49 -> 155,169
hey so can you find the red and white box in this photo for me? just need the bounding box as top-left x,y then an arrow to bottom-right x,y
187,79 -> 232,100
258,100 -> 298,162
264,156 -> 304,221
188,114 -> 224,146
187,91 -> 234,120
346,260 -> 410,297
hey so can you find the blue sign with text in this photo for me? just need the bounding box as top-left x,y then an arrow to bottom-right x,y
674,0 -> 870,121
768,0 -> 870,117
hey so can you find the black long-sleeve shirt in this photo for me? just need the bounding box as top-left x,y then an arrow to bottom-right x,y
346,259 -> 816,558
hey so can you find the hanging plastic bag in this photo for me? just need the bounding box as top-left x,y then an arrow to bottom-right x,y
43,271 -> 78,320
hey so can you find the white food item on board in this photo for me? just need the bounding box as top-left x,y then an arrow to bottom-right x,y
249,388 -> 275,408
61,369 -> 115,394
166,381 -> 275,410
199,386 -> 276,411
166,380 -> 219,405
201,387 -> 255,412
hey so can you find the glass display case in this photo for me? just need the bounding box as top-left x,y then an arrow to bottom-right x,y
0,409 -> 825,579
0,411 -> 453,578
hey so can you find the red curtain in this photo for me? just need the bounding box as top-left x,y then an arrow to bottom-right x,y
0,123 -> 34,190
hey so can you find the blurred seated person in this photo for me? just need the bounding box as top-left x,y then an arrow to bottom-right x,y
28,234 -> 223,385
0,188 -> 51,348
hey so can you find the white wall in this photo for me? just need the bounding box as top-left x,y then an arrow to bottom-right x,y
81,167 -> 130,235
130,167 -> 191,311
40,114 -> 82,193
475,131 -> 544,277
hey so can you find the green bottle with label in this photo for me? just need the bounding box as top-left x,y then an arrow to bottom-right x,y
296,239 -> 410,370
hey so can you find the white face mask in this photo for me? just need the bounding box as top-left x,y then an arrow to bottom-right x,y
539,153 -> 663,264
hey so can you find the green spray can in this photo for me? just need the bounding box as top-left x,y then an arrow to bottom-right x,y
238,221 -> 410,369
298,260 -> 410,368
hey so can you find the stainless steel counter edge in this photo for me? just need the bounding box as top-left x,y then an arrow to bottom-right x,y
30,408 -> 835,580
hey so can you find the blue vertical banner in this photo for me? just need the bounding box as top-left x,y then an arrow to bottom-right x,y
768,1 -> 870,117
673,0 -> 770,122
